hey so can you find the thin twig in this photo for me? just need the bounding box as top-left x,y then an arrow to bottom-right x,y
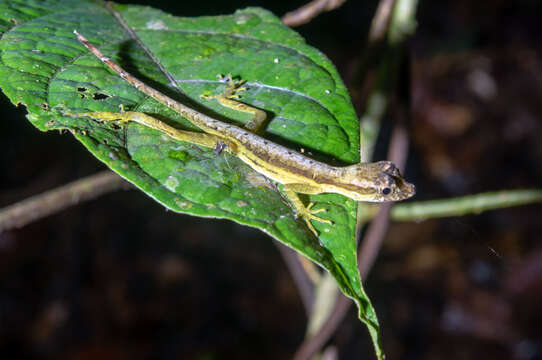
389,189 -> 542,221
368,0 -> 397,43
274,242 -> 314,316
352,0 -> 397,94
293,293 -> 350,360
0,171 -> 129,232
282,0 -> 348,27
321,346 -> 339,360
104,1 -> 184,93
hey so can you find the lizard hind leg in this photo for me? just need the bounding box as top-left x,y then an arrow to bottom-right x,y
64,110 -> 133,124
65,110 -> 220,149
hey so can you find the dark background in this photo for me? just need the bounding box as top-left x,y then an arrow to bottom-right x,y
1,0 -> 542,359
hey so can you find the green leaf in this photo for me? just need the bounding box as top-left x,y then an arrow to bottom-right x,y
0,1 -> 382,357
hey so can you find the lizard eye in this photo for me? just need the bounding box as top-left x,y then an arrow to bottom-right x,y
381,187 -> 391,195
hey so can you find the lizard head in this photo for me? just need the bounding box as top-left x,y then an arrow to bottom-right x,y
341,161 -> 416,202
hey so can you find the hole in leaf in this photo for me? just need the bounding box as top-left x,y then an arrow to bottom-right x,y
40,103 -> 50,111
93,93 -> 109,100
77,87 -> 87,92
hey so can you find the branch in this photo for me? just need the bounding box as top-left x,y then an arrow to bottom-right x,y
292,288 -> 351,360
0,171 -> 129,232
389,189 -> 542,221
274,242 -> 314,316
368,0 -> 396,43
282,0 -> 348,27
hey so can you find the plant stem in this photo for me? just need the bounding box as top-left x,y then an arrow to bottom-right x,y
389,189 -> 542,221
282,0 -> 348,27
0,171 -> 128,232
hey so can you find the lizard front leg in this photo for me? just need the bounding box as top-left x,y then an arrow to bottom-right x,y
282,184 -> 333,236
200,74 -> 267,133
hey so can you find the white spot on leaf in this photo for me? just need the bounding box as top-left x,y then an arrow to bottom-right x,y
235,15 -> 249,24
165,175 -> 179,192
146,20 -> 168,30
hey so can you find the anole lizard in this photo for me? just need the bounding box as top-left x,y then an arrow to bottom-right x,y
69,31 -> 416,236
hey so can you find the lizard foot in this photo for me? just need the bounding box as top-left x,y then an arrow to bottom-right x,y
201,74 -> 247,100
298,203 -> 333,237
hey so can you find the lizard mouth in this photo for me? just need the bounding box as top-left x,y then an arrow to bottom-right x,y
379,162 -> 416,201
394,179 -> 416,200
